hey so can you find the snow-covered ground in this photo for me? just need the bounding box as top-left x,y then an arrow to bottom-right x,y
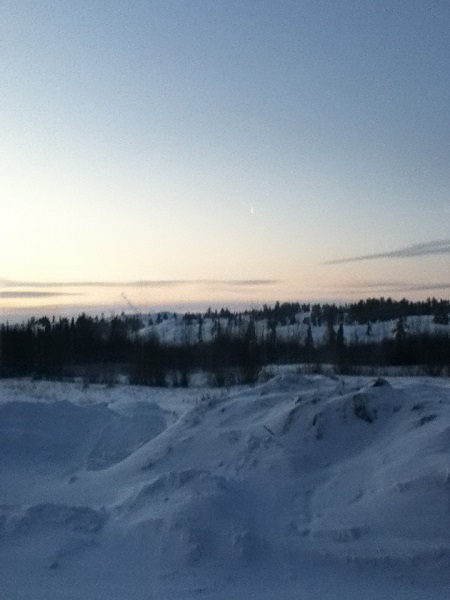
1,372 -> 449,599
138,312 -> 450,347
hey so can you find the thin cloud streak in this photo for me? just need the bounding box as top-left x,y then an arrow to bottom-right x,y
0,279 -> 279,289
326,281 -> 450,294
0,292 -> 81,299
0,280 -> 186,288
401,283 -> 450,292
217,280 -> 279,287
324,239 -> 450,265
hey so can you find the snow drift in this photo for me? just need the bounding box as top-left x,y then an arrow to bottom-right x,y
0,374 -> 449,599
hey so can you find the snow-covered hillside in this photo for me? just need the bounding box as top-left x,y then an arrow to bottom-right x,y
139,311 -> 450,346
1,373 -> 449,599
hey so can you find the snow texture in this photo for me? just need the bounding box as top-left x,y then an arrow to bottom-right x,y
0,372 -> 449,599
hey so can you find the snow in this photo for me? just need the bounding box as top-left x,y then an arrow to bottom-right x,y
137,312 -> 450,347
0,373 -> 449,599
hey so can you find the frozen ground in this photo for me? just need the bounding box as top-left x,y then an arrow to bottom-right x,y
0,371 -> 449,599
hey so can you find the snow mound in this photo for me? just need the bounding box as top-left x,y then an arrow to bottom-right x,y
2,503 -> 107,536
1,376 -> 449,599
259,371 -> 311,395
0,401 -> 109,468
0,399 -> 166,472
86,401 -> 166,471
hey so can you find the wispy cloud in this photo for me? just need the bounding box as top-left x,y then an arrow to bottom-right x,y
217,280 -> 279,287
0,291 -> 81,299
326,280 -> 450,294
0,280 -> 185,289
324,239 -> 450,265
0,279 -> 279,289
400,282 -> 450,292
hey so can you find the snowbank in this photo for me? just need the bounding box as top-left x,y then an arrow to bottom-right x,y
0,374 -> 449,599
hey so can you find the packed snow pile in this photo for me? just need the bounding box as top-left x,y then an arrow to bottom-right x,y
0,374 -> 449,599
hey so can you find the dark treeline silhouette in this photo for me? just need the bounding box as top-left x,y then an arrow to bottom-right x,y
184,297 -> 449,327
0,314 -> 139,379
1,298 -> 449,384
345,297 -> 449,325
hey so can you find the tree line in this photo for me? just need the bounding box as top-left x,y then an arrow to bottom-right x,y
1,298 -> 450,384
187,297 -> 449,327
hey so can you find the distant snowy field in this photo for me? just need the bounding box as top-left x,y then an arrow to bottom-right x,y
1,371 -> 449,599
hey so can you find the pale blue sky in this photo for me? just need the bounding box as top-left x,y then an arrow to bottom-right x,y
1,1 -> 450,316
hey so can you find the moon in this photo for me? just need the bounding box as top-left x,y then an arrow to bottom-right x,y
250,206 -> 254,215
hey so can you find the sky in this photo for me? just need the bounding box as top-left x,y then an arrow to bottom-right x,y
1,0 -> 450,320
